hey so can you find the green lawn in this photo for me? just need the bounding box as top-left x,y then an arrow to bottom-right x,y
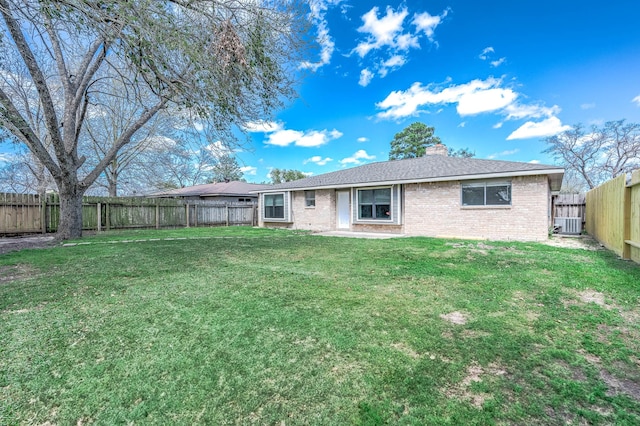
1,228 -> 639,425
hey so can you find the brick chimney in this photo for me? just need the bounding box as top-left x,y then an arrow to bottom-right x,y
425,143 -> 448,156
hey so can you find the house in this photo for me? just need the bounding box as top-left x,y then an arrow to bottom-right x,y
148,181 -> 272,204
254,145 -> 564,241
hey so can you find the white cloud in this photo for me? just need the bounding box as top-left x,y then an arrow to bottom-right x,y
377,77 -> 570,140
456,88 -> 517,115
379,55 -> 406,77
299,0 -> 341,71
304,155 -> 333,166
267,128 -> 343,148
479,47 -> 505,67
353,5 -> 447,85
487,149 -> 519,159
376,78 -> 518,120
246,121 -> 342,148
528,160 -> 541,164
355,6 -> 414,57
340,149 -> 376,165
357,137 -> 369,143
506,117 -> 571,140
240,166 -> 257,176
479,47 -> 494,60
359,68 -> 374,87
490,58 -> 506,67
632,95 -> 640,106
580,103 -> 596,110
412,10 -> 447,40
504,103 -> 560,120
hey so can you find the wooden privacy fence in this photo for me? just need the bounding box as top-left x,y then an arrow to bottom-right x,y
585,169 -> 640,263
553,193 -> 586,222
0,193 -> 258,235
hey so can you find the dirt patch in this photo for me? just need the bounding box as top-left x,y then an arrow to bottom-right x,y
563,289 -> 617,311
440,311 -> 468,325
542,235 -> 603,250
579,290 -> 607,307
390,342 -> 420,359
443,362 -> 507,408
0,236 -> 57,255
0,264 -> 40,284
600,370 -> 640,400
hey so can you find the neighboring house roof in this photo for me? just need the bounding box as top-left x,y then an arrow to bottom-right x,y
256,156 -> 564,193
149,181 -> 272,198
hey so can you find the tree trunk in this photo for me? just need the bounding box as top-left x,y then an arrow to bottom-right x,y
108,181 -> 117,197
56,184 -> 85,240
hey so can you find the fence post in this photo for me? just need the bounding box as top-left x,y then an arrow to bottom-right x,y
105,201 -> 110,231
155,200 -> 160,229
226,205 -> 229,226
623,186 -> 631,260
194,204 -> 198,227
41,194 -> 47,234
185,204 -> 190,228
97,202 -> 102,232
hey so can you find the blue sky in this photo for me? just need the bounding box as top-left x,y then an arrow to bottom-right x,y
237,0 -> 640,182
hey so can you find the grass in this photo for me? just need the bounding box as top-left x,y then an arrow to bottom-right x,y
1,227 -> 639,425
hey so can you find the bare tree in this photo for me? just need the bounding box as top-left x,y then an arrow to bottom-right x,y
0,0 -> 307,239
544,120 -> 640,190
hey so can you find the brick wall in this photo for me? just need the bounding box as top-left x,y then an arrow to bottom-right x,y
259,175 -> 551,240
265,189 -> 336,231
403,175 -> 551,241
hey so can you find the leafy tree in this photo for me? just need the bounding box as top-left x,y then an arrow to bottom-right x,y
0,0 -> 306,239
543,120 -> 640,190
389,122 -> 441,160
449,147 -> 475,158
270,168 -> 306,184
210,154 -> 244,183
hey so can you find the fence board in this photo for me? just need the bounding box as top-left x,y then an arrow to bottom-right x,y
0,193 -> 42,234
585,175 -> 627,256
0,193 -> 257,235
553,193 -> 586,222
628,170 -> 640,263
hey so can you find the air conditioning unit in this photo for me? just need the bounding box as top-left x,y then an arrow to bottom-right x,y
554,217 -> 582,235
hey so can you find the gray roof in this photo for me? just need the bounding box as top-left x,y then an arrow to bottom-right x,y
258,156 -> 564,192
149,181 -> 272,198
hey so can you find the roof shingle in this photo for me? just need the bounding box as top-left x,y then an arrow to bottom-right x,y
259,156 -> 564,192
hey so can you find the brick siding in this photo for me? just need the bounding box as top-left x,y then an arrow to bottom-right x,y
260,175 -> 551,241
403,175 -> 550,241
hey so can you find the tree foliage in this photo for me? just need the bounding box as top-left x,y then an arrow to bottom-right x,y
210,154 -> 244,183
270,168 -> 306,184
0,0 -> 307,239
389,122 -> 441,160
449,147 -> 475,158
543,120 -> 640,190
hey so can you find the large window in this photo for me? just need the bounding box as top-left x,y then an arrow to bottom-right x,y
462,181 -> 511,206
305,190 -> 315,207
358,188 -> 391,220
264,193 -> 285,219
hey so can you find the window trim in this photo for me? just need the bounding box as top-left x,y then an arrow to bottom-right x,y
263,192 -> 286,220
304,190 -> 316,208
356,186 -> 393,222
461,180 -> 512,207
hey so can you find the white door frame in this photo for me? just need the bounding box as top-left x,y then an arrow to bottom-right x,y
336,190 -> 350,229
